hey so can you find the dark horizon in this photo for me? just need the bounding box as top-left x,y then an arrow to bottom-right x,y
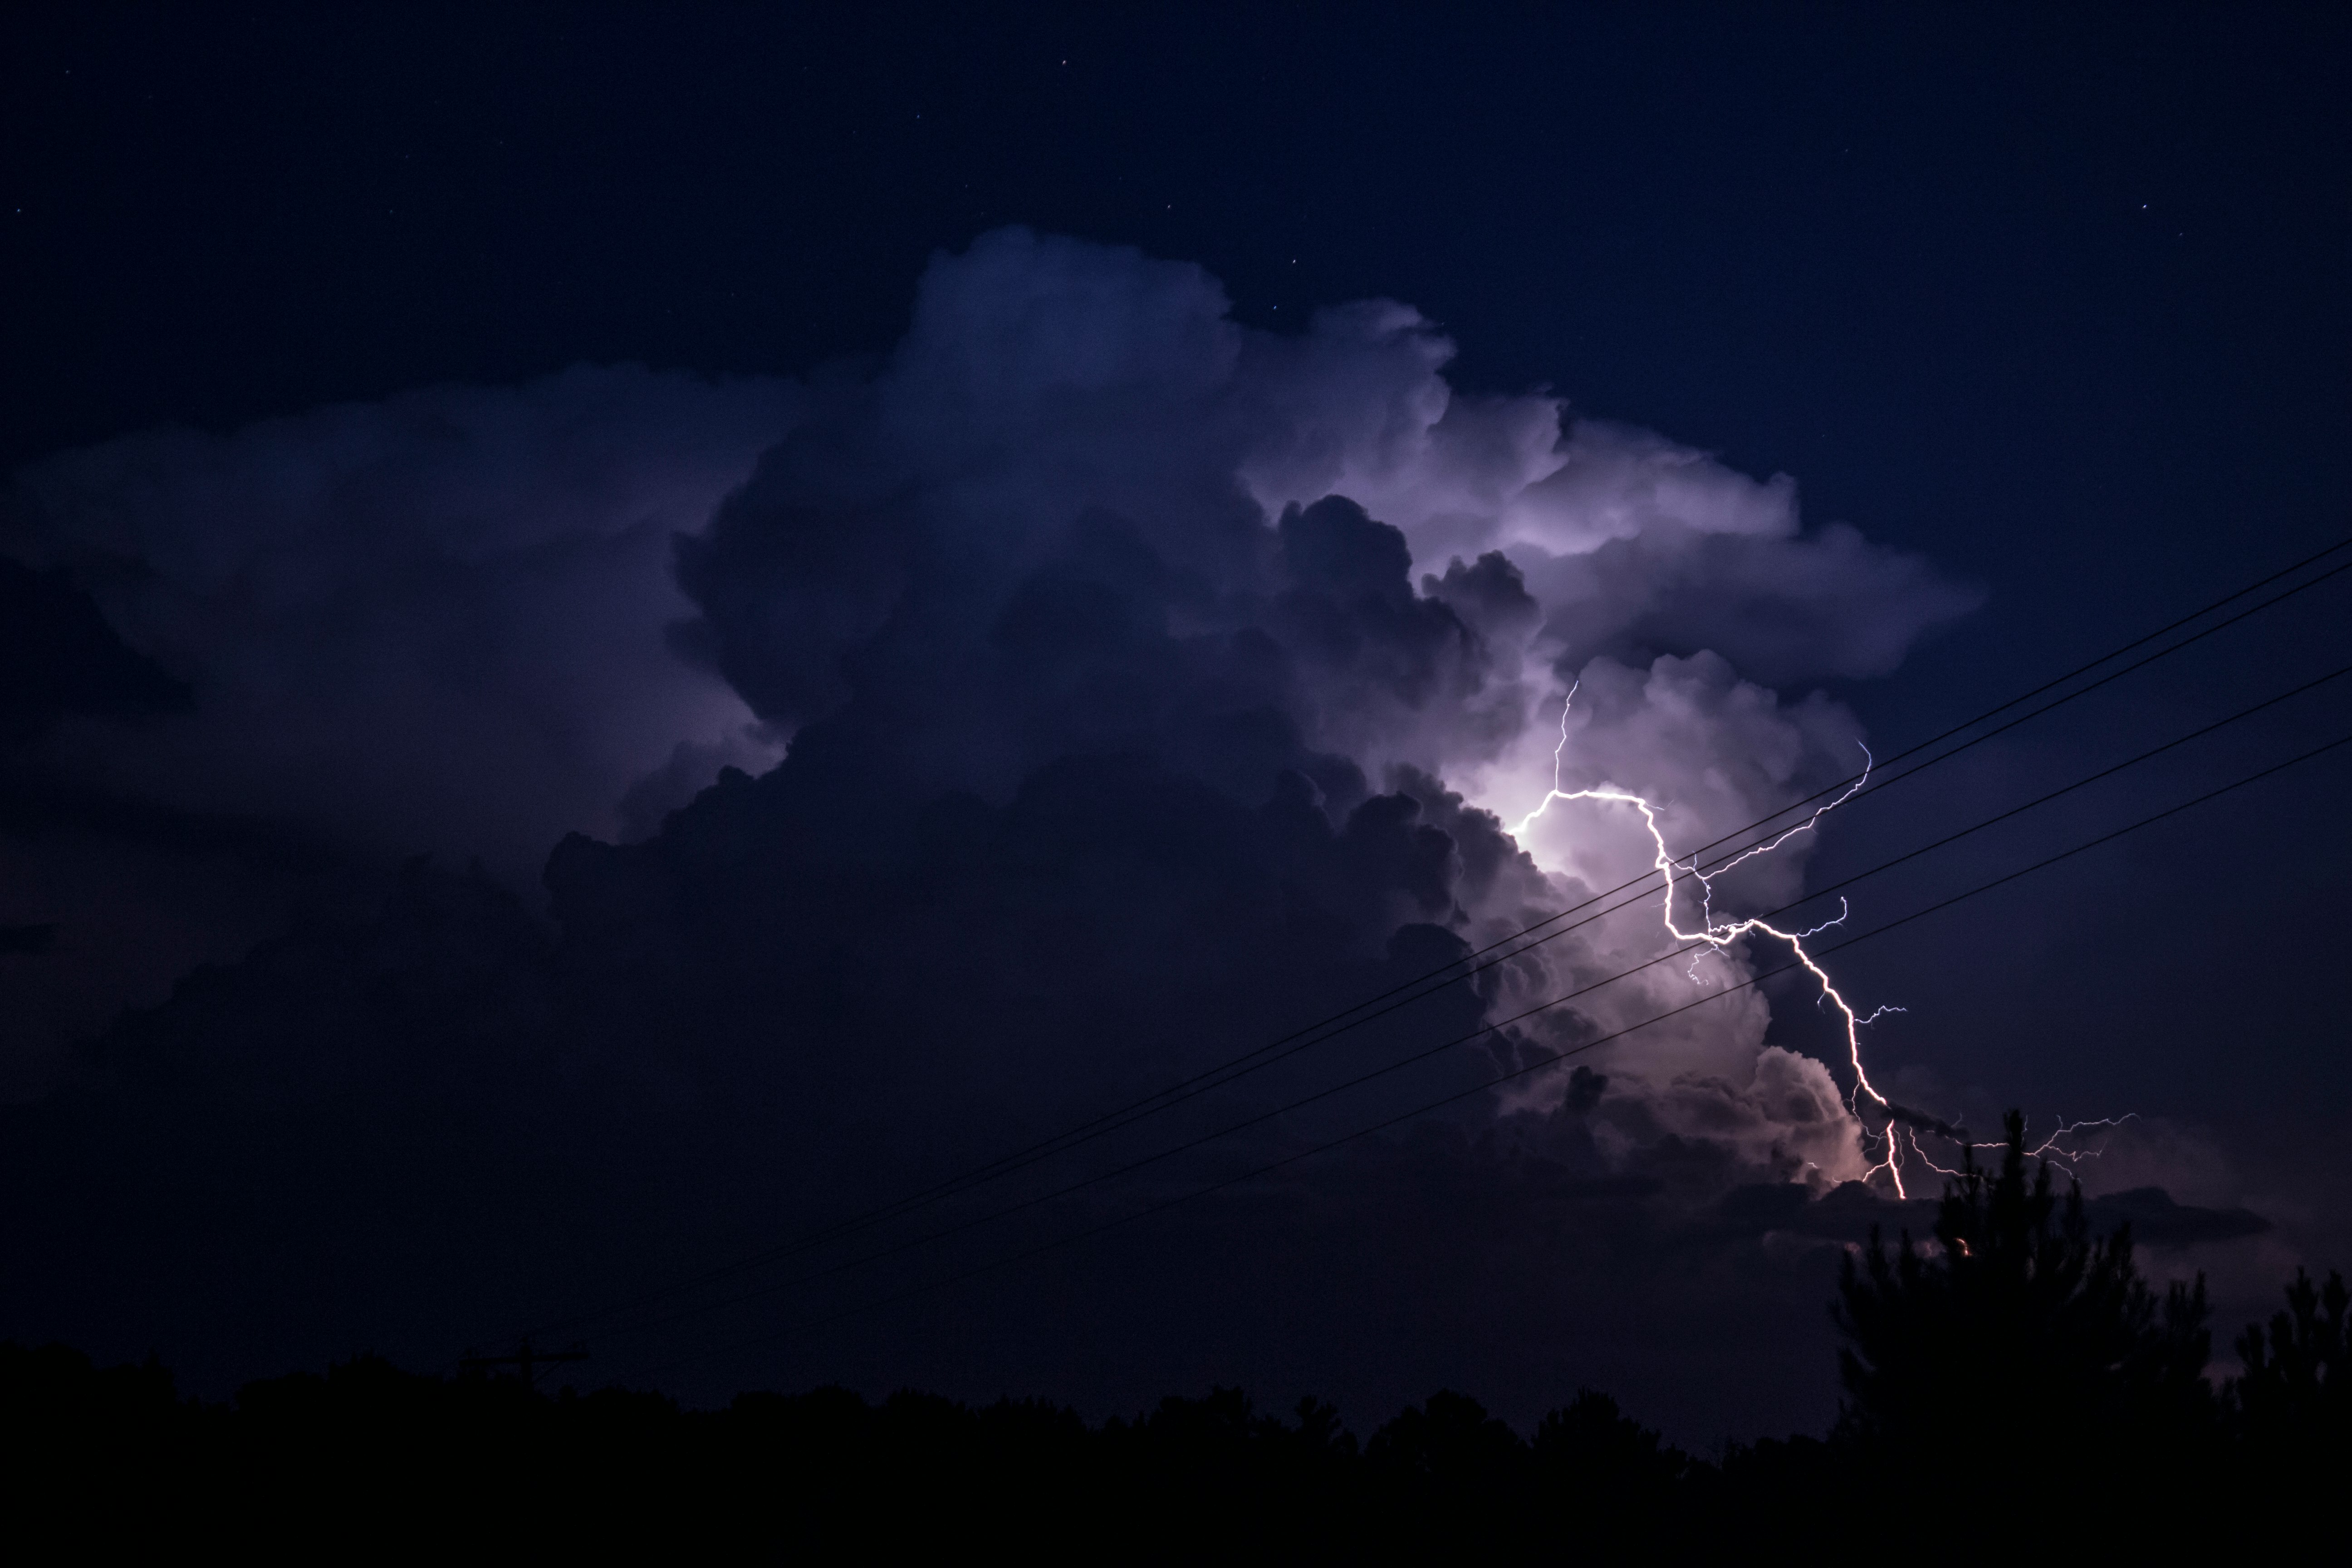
12,1124 -> 2340,1557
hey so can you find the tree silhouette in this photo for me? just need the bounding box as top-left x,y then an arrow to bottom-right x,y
28,1132 -> 2351,1558
1532,1388 -> 1688,1558
2229,1265 -> 2348,1498
1364,1391 -> 1531,1554
1831,1110 -> 2212,1539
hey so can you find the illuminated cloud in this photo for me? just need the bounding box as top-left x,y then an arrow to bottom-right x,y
669,227 -> 1970,1181
0,230 -> 2004,1419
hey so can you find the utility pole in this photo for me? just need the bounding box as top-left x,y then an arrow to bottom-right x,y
459,1338 -> 588,1389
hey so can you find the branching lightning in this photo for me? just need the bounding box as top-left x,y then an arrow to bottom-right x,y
1509,687 -> 2127,1199
1906,1117 -> 2139,1181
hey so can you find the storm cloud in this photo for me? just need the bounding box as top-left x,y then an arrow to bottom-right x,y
4,363 -> 800,873
3,230 -> 2039,1436
651,228 -> 1971,1184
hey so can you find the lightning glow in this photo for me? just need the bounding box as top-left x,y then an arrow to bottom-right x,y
1506,686 -> 2137,1200
1510,686 -> 1911,1192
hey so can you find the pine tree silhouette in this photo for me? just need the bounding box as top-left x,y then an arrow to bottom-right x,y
2229,1264 -> 2348,1502
1831,1110 -> 2213,1543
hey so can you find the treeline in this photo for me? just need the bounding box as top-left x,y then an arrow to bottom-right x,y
5,1118 -> 2345,1559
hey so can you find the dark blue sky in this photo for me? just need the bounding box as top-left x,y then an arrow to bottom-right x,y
3,4 -> 2347,1437
9,5 -> 2345,794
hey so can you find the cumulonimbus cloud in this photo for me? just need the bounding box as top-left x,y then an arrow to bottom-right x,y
657,227 -> 1974,1181
0,229 -> 1984,1166
2,229 -> 2015,1423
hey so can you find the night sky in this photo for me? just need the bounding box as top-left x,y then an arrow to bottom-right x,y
3,5 -> 2347,1445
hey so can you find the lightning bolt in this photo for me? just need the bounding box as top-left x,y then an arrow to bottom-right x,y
1509,687 -> 2141,1200
1510,686 -> 1911,1192
1906,1116 -> 2139,1181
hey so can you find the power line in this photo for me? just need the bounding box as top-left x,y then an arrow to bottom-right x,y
612,719 -> 2352,1384
521,534 -> 2352,1341
597,671 -> 2352,1352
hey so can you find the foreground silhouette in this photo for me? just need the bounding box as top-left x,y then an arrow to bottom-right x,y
4,1114 -> 2341,1558
1827,1111 -> 2225,1552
